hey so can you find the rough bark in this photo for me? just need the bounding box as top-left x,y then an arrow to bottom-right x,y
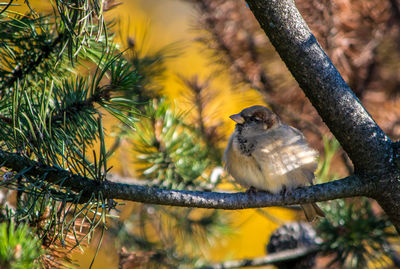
0,149 -> 370,209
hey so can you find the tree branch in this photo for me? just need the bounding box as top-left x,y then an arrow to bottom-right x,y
244,0 -> 393,175
95,175 -> 368,209
2,34 -> 65,92
244,0 -> 400,233
392,141 -> 400,161
198,246 -> 320,269
0,149 -> 373,208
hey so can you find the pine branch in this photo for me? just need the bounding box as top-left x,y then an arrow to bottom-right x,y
0,83 -> 109,130
0,0 -> 14,15
198,246 -> 320,269
50,84 -> 110,124
2,33 -> 65,91
0,149 -> 373,207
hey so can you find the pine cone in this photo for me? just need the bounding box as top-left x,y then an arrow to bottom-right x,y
267,222 -> 321,269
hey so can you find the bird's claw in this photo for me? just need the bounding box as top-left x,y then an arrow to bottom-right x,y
280,185 -> 287,196
246,186 -> 258,195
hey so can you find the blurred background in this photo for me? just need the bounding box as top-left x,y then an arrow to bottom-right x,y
4,0 -> 400,268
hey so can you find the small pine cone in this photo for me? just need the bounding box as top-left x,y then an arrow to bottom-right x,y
266,222 -> 321,269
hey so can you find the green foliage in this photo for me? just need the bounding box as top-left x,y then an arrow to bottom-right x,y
0,52 -> 138,169
125,40 -> 177,103
0,2 -> 229,268
0,221 -> 43,269
316,136 -> 341,181
0,1 -> 203,267
0,13 -> 111,94
132,99 -> 213,190
0,53 -> 139,257
52,0 -> 111,50
0,4 -> 143,265
317,198 -> 397,268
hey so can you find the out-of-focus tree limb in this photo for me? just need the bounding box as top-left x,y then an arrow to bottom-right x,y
198,246 -> 320,269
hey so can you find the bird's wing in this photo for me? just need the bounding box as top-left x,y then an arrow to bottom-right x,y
251,125 -> 318,188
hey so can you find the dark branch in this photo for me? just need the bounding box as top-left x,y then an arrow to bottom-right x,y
244,0 -> 393,174
0,149 -> 373,208
105,175 -> 372,208
198,246 -> 320,269
244,0 -> 400,233
0,0 -> 14,16
393,141 -> 400,160
95,175 -> 368,209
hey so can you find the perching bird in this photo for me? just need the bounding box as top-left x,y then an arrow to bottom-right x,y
224,105 -> 325,221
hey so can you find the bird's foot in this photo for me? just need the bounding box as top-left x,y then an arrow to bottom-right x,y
280,185 -> 287,196
246,186 -> 258,195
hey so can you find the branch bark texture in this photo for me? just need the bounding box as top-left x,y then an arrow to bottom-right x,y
0,149 -> 371,209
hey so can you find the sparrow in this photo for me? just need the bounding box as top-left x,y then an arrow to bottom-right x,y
224,105 -> 325,221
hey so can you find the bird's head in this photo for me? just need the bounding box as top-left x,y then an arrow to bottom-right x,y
229,105 -> 281,135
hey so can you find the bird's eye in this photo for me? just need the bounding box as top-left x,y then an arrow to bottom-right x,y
253,116 -> 262,122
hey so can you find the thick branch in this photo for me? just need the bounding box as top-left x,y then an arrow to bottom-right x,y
199,246 -> 320,269
245,0 -> 393,174
393,141 -> 400,160
0,150 -> 372,209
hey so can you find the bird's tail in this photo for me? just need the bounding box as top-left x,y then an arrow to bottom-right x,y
301,203 -> 325,222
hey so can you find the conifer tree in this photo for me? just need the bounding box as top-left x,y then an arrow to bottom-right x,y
1,1 -> 400,268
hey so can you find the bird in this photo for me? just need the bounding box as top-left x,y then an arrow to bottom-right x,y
224,105 -> 325,221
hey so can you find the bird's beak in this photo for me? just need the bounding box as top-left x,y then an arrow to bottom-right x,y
229,113 -> 245,124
